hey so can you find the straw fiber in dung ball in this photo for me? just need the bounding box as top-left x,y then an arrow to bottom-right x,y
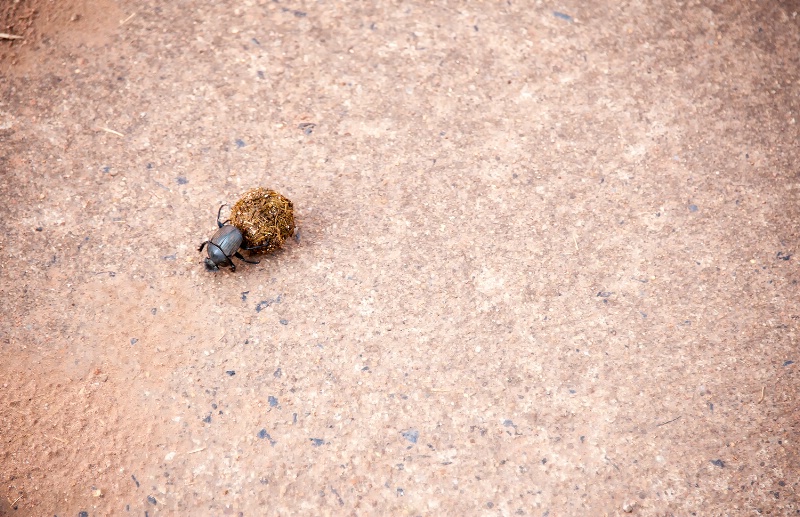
229,187 -> 295,252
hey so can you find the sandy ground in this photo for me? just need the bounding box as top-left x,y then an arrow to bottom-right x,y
1,0 -> 798,515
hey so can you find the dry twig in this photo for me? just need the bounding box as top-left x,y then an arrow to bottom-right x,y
44,434 -> 67,443
119,13 -> 136,26
97,126 -> 125,137
656,416 -> 681,427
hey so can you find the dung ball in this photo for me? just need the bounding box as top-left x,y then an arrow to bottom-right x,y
229,187 -> 295,252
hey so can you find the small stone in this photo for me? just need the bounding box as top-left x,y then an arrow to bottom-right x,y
622,501 -> 636,512
401,429 -> 419,444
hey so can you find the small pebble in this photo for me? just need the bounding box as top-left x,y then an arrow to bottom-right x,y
225,370 -> 236,376
401,429 -> 419,444
268,396 -> 278,407
622,501 -> 636,513
298,122 -> 316,135
310,438 -> 324,447
553,11 -> 573,22
147,495 -> 157,505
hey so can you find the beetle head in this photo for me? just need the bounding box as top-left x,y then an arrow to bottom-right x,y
204,258 -> 221,271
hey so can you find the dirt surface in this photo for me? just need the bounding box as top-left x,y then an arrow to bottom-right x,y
1,0 -> 798,515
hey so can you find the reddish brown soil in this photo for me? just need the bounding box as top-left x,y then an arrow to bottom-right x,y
1,0 -> 798,515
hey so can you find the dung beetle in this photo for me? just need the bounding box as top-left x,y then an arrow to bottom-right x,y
198,205 -> 269,271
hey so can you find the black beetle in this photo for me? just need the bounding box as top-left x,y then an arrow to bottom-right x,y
198,205 -> 268,271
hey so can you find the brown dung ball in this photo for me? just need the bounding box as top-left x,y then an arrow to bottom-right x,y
229,188 -> 295,253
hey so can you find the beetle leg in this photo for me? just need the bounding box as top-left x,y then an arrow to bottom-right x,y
241,241 -> 270,252
235,251 -> 260,264
198,241 -> 209,252
215,204 -> 229,228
